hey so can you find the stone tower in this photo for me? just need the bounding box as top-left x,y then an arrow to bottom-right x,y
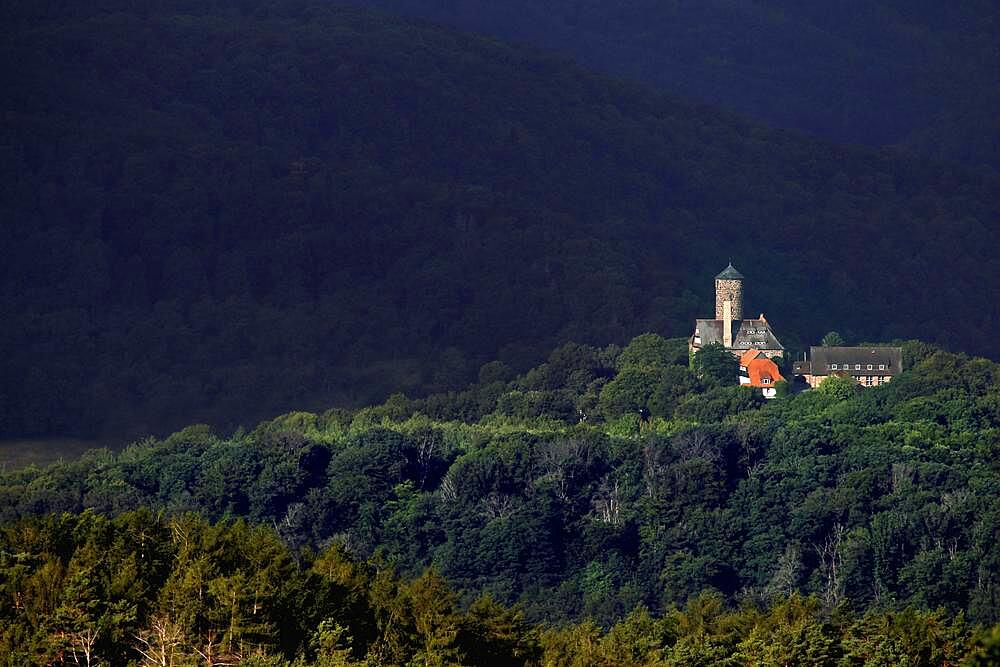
715,263 -> 743,347
715,263 -> 744,319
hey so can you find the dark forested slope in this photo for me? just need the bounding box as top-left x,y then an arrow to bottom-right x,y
352,0 -> 1000,168
2,1 -> 999,439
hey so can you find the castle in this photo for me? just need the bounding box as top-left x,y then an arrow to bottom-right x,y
690,263 -> 903,393
689,263 -> 784,359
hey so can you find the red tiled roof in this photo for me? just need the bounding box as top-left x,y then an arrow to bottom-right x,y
739,348 -> 765,368
744,357 -> 785,388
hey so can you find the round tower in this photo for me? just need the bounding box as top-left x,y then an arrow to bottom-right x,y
715,263 -> 744,321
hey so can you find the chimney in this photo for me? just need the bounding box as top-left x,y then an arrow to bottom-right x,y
723,300 -> 733,348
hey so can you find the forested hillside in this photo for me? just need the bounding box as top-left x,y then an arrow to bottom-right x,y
3,511 -> 998,665
3,0 -> 999,441
3,335 -> 999,648
352,0 -> 1000,167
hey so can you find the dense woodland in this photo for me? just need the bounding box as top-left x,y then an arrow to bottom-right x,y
3,511 -> 999,665
5,2 -> 1000,663
3,334 -> 1000,662
352,0 -> 1000,168
3,1 -> 1000,440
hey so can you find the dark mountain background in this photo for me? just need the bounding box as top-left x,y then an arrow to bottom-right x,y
2,0 -> 998,440
351,0 -> 1000,168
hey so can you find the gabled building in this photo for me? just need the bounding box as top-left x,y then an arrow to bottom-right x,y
793,346 -> 903,388
690,263 -> 784,359
739,349 -> 785,398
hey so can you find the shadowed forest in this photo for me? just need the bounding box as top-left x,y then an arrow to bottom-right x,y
2,1 -> 999,441
351,0 -> 1000,168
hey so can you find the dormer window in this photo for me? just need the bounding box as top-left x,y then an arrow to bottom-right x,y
762,378 -> 771,385
831,364 -> 838,370
879,364 -> 886,370
867,364 -> 873,370
855,364 -> 861,370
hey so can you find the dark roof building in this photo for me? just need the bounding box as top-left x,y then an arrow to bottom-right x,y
693,317 -> 785,354
793,346 -> 903,388
690,263 -> 784,359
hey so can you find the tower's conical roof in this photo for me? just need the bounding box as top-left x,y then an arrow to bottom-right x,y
715,263 -> 744,280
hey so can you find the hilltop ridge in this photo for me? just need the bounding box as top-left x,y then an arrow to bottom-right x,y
351,0 -> 1000,167
1,333 -> 998,630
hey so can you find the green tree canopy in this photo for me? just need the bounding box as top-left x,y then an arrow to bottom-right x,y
692,343 -> 738,386
821,331 -> 845,347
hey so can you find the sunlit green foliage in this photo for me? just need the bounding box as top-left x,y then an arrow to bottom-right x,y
2,510 -> 989,664
1,336 -> 999,639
